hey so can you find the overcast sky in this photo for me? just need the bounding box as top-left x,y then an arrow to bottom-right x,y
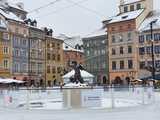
19,0 -> 160,37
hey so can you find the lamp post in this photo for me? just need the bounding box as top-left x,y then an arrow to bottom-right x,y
150,19 -> 158,80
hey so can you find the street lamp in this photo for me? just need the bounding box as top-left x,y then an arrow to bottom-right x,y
150,19 -> 158,80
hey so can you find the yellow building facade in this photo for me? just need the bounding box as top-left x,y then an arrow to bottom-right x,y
45,36 -> 64,86
0,30 -> 11,78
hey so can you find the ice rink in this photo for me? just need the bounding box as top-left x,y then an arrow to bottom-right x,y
0,89 -> 160,120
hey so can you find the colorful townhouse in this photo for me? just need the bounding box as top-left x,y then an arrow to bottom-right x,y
103,0 -> 153,85
0,12 -> 11,78
45,29 -> 64,86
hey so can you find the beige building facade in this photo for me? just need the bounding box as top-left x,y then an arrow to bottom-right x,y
104,0 -> 153,84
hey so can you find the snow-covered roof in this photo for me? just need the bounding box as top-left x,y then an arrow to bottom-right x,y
123,0 -> 142,5
63,70 -> 94,79
139,10 -> 160,31
84,29 -> 107,38
63,43 -> 84,53
0,8 -> 24,22
109,9 -> 144,24
57,35 -> 83,46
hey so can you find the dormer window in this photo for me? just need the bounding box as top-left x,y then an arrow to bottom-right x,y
136,4 -> 141,10
122,15 -> 128,19
124,6 -> 128,13
130,5 -> 134,11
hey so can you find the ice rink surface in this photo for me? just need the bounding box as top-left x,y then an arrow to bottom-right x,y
0,103 -> 160,120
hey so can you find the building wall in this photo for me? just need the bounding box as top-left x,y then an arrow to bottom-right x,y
45,37 -> 64,86
6,20 -> 29,80
28,27 -> 45,86
107,20 -> 138,83
83,35 -> 109,85
106,0 -> 153,85
138,29 -> 160,79
63,50 -> 84,72
0,30 -> 11,78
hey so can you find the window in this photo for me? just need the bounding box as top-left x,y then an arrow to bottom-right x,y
3,47 -> 9,54
52,42 -> 55,47
112,35 -> 116,43
112,61 -> 116,70
22,50 -> 27,57
23,39 -> 27,46
38,63 -> 43,73
57,67 -> 61,73
120,61 -> 124,69
124,6 -> 128,12
3,59 -> 9,69
128,33 -> 132,41
139,47 -> 145,55
120,46 -> 124,54
112,48 -> 116,55
47,53 -> 51,60
52,67 -> 56,74
146,34 -> 151,41
154,33 -> 160,41
130,5 -> 134,11
57,54 -> 61,61
155,45 -> 160,54
47,66 -> 50,73
111,27 -> 115,31
15,49 -> 20,57
128,46 -> 132,53
146,46 -> 151,54
128,24 -> 131,29
3,33 -> 9,40
15,27 -> 19,33
119,34 -> 123,42
128,60 -> 133,69
136,4 -> 141,10
52,54 -> 56,61
57,43 -> 60,49
14,63 -> 19,73
140,61 -> 145,69
139,35 -> 145,43
155,60 -> 160,68
119,26 -> 123,30
23,63 -> 27,73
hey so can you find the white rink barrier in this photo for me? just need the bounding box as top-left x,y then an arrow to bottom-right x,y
0,87 -> 156,110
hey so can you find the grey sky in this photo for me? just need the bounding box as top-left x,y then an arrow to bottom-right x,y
21,0 -> 159,37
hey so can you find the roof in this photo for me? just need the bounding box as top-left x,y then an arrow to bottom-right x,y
84,29 -> 107,38
139,10 -> 160,31
0,8 -> 24,22
63,43 -> 84,53
122,0 -> 142,5
63,70 -> 94,79
109,9 -> 144,24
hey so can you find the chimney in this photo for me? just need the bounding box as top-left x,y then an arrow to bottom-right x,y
120,0 -> 124,5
